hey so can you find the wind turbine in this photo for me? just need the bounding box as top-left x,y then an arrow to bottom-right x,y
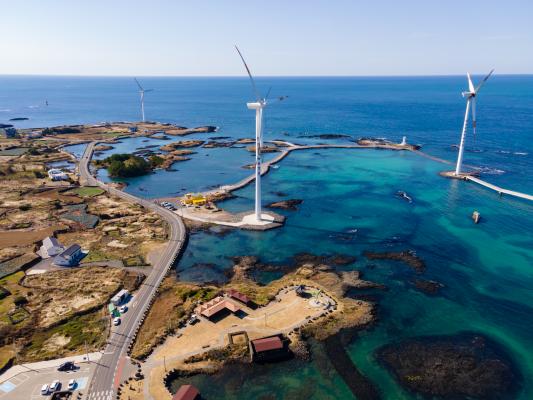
235,46 -> 287,222
134,78 -> 153,122
454,69 -> 494,175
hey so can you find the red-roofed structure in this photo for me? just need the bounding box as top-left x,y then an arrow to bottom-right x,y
198,296 -> 241,319
251,336 -> 284,353
227,288 -> 251,305
172,384 -> 200,400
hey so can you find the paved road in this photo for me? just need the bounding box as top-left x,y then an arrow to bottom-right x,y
79,142 -> 187,399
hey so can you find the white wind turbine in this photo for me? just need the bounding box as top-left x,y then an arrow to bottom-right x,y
134,78 -> 153,122
454,69 -> 494,175
235,46 -> 287,222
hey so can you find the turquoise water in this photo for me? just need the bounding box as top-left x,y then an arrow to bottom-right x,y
9,75 -> 533,398
174,148 -> 532,399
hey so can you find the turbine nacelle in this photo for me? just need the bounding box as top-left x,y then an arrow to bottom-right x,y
247,101 -> 266,110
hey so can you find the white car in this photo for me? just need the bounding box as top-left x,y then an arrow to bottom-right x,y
68,379 -> 76,390
113,317 -> 121,326
41,384 -> 49,395
119,305 -> 128,313
50,380 -> 61,392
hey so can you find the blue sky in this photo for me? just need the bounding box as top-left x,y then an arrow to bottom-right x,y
1,0 -> 532,76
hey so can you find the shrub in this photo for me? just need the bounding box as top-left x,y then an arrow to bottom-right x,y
18,204 -> 31,211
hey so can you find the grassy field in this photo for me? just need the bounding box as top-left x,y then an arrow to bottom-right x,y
0,345 -> 14,371
0,272 -> 26,324
66,187 -> 105,198
21,313 -> 108,362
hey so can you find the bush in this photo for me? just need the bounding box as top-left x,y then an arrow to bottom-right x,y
149,155 -> 164,168
18,204 -> 31,211
13,295 -> 28,306
104,154 -> 151,178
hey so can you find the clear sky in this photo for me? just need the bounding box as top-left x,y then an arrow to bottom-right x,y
1,0 -> 532,76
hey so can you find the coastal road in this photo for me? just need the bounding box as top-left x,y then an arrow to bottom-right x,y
79,142 -> 187,399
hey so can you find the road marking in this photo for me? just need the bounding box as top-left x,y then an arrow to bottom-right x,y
0,381 -> 16,393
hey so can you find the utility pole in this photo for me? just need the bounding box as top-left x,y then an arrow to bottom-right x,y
85,340 -> 89,362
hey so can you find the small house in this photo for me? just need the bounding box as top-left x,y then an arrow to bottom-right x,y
172,384 -> 200,400
250,335 -> 289,362
197,296 -> 241,320
128,126 -> 138,133
48,168 -> 68,181
226,288 -> 252,306
39,236 -> 64,259
53,244 -> 83,267
0,127 -> 17,138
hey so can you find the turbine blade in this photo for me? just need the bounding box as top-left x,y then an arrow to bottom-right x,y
235,45 -> 261,101
266,95 -> 288,105
144,89 -> 154,93
265,86 -> 272,100
475,69 -> 495,93
467,73 -> 475,93
134,78 -> 144,91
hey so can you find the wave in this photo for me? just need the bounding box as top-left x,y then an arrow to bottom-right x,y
495,150 -> 511,154
514,152 -> 528,156
0,109 -> 11,112
27,105 -> 40,109
473,166 -> 506,175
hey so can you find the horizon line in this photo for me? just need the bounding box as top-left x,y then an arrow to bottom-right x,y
1,73 -> 532,79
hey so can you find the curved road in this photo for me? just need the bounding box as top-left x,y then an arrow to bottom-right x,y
79,142 -> 187,400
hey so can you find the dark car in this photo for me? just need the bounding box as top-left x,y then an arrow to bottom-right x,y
57,361 -> 75,371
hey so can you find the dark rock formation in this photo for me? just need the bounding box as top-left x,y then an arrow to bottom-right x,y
266,199 -> 303,211
412,279 -> 444,295
363,250 -> 426,273
377,333 -> 522,400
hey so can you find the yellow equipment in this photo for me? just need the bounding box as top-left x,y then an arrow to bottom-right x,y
181,193 -> 207,206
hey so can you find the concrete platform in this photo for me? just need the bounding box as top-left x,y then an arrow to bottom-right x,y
179,207 -> 284,230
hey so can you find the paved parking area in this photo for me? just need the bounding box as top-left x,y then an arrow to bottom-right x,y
0,362 -> 95,400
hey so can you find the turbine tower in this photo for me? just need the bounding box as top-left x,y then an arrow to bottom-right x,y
235,46 -> 287,222
134,78 -> 153,122
455,69 -> 494,175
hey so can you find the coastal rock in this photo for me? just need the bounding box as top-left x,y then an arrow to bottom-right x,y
94,144 -> 114,151
202,140 -> 235,148
9,117 -> 29,121
266,199 -> 303,211
412,279 -> 444,295
363,250 -> 425,273
377,333 -> 522,400
160,140 -> 204,151
235,138 -> 255,144
302,134 -> 352,139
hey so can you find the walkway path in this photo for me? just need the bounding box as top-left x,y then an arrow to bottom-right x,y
466,176 -> 533,201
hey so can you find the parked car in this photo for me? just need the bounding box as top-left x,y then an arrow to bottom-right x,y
41,384 -> 49,395
113,317 -> 121,326
119,305 -> 128,313
68,379 -> 77,390
50,380 -> 61,392
57,361 -> 75,371
188,314 -> 199,325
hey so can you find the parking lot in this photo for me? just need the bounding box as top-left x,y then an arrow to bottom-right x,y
0,361 -> 95,400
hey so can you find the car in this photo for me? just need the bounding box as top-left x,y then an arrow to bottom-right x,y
119,305 -> 128,313
188,314 -> 199,325
68,379 -> 77,390
50,380 -> 61,392
113,317 -> 121,326
57,361 -> 75,371
41,384 -> 49,395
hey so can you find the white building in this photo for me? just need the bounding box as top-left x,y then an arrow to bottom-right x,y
48,168 -> 68,181
40,236 -> 64,259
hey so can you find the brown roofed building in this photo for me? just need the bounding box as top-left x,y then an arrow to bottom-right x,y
198,296 -> 241,319
227,288 -> 251,306
172,384 -> 200,400
250,335 -> 290,362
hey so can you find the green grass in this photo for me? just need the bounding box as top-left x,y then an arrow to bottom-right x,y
66,187 -> 104,198
123,256 -> 144,267
0,272 -> 26,324
22,313 -> 107,362
81,250 -> 110,263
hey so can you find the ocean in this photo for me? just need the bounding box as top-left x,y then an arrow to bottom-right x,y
2,75 -> 532,399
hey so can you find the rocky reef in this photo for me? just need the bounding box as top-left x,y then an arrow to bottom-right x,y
377,332 -> 522,400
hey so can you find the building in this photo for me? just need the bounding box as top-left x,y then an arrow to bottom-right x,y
48,168 -> 68,181
27,130 -> 43,139
181,193 -> 207,207
128,126 -> 138,133
111,289 -> 129,306
0,127 -> 17,138
226,288 -> 252,306
53,244 -> 83,267
198,296 -> 241,320
172,384 -> 200,400
39,236 -> 64,259
250,335 -> 289,362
